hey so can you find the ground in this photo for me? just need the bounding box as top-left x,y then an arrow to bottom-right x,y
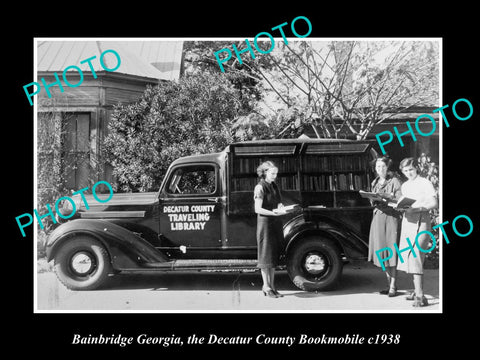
36,260 -> 439,312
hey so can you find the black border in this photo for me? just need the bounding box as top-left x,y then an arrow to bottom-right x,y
8,5 -> 478,355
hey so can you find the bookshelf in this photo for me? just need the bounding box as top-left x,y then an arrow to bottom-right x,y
301,155 -> 369,191
229,152 -> 372,208
300,154 -> 371,207
231,156 -> 299,191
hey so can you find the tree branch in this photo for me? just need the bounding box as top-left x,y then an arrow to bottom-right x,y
241,62 -> 292,107
284,43 -> 345,106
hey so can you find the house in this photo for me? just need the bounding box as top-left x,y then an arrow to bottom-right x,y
302,107 -> 440,169
36,40 -> 184,192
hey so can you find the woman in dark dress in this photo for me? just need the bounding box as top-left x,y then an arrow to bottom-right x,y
368,156 -> 402,297
254,161 -> 287,298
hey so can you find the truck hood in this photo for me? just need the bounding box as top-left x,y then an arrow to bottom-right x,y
64,191 -> 159,215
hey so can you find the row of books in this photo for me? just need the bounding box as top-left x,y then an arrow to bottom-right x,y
231,175 -> 298,191
231,177 -> 258,192
303,173 -> 368,191
303,174 -> 333,191
303,155 -> 368,172
231,173 -> 368,192
337,173 -> 368,191
278,176 -> 298,190
232,155 -> 369,175
232,157 -> 297,174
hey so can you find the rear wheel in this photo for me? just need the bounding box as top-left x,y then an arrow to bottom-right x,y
53,236 -> 112,290
287,237 -> 343,291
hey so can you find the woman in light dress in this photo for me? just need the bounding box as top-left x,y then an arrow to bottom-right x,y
368,157 -> 402,297
396,157 -> 437,307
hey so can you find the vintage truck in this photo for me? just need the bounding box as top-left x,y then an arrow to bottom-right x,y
46,139 -> 377,291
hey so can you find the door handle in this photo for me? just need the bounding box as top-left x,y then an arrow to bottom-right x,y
207,198 -> 219,202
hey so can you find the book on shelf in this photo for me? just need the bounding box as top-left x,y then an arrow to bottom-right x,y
303,155 -> 331,172
349,173 -> 354,190
232,175 -> 298,191
337,173 -> 348,190
279,175 -> 298,190
303,174 -> 330,191
233,156 -> 297,175
232,177 -> 257,191
334,155 -> 366,171
354,174 -> 364,190
303,173 -> 367,192
299,155 -> 370,173
304,155 -> 367,173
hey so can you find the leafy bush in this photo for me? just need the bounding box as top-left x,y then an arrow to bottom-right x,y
417,153 -> 440,268
104,73 -> 254,192
37,111 -> 71,259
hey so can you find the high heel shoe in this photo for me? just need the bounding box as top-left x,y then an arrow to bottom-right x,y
262,289 -> 279,298
272,289 -> 284,297
379,288 -> 390,295
387,287 -> 397,297
412,295 -> 428,307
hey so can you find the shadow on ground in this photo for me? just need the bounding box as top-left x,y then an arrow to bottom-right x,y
99,261 -> 439,304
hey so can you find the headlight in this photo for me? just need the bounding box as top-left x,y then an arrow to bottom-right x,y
55,197 -> 77,223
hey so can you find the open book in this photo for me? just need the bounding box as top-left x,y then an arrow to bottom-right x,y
359,190 -> 416,209
387,196 -> 416,209
359,190 -> 386,202
282,204 -> 300,212
273,204 -> 300,214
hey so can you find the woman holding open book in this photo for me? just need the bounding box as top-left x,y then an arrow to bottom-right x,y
396,157 -> 437,307
368,156 -> 402,297
253,161 -> 287,298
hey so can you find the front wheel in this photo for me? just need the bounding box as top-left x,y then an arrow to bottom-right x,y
287,237 -> 343,291
53,236 -> 112,290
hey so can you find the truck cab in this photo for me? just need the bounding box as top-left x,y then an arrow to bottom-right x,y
46,139 -> 377,291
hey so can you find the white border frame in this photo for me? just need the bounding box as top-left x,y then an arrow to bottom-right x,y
33,37 -> 443,314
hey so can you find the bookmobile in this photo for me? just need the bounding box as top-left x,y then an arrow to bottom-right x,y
46,138 -> 378,291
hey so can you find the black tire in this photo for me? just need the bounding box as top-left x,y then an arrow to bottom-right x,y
287,237 -> 343,291
53,236 -> 112,290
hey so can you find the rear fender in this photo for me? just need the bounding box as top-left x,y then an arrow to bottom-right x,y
46,219 -> 169,269
284,214 -> 368,260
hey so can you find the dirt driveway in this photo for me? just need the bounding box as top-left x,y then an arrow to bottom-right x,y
36,261 -> 440,312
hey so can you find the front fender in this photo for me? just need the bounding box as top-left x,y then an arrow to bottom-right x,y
46,219 -> 169,269
283,214 -> 369,260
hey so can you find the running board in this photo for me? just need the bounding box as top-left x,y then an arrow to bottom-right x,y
141,259 -> 258,270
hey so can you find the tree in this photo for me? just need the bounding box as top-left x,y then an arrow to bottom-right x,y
232,106 -> 313,141
103,72 -> 253,192
184,40 -> 310,140
234,40 -> 440,140
417,152 -> 440,268
183,40 -> 276,113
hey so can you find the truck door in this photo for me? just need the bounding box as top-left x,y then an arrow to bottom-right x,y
159,163 -> 224,258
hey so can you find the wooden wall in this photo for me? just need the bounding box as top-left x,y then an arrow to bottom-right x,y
36,73 -> 160,191
36,73 -> 158,108
303,111 -> 440,165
